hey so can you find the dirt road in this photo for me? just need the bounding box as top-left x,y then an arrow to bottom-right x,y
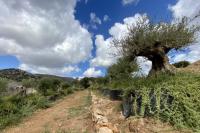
3,90 -> 93,133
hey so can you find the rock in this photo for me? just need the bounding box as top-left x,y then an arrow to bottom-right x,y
129,119 -> 145,133
98,127 -> 113,133
91,92 -> 119,133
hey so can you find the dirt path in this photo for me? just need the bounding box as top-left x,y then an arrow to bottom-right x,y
3,90 -> 94,133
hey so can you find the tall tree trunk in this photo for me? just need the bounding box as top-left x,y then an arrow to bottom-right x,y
149,54 -> 176,76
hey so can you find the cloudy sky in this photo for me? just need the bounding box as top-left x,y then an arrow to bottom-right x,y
0,0 -> 199,77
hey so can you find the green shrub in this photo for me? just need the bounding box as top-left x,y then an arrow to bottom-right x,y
107,58 -> 138,81
38,78 -> 61,96
0,78 -> 8,93
22,78 -> 37,88
0,94 -> 50,129
173,61 -> 190,68
101,72 -> 200,131
61,82 -> 71,89
79,77 -> 90,89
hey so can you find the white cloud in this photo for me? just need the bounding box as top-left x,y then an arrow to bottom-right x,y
171,44 -> 200,63
103,15 -> 110,22
169,0 -> 200,63
0,0 -> 93,76
134,56 -> 152,76
83,67 -> 103,77
169,0 -> 200,19
91,13 -> 147,67
90,12 -> 101,29
90,35 -> 118,67
19,64 -> 80,76
122,0 -> 139,5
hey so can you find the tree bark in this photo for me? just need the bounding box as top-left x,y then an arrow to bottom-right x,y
148,54 -> 176,76
139,44 -> 176,76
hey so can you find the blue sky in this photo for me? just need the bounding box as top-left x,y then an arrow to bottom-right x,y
0,0 -> 199,77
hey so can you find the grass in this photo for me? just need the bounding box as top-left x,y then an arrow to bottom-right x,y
0,82 -> 75,130
0,94 -> 51,130
0,78 -> 8,95
67,93 -> 91,119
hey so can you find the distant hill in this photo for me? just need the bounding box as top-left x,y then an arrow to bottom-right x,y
180,60 -> 200,73
0,68 -> 74,82
35,74 -> 74,82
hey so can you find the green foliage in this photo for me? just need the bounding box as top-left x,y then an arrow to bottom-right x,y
0,77 -> 75,130
107,58 -> 138,81
0,78 -> 7,93
79,77 -> 90,89
173,61 -> 190,68
22,78 -> 37,88
61,82 -> 71,89
0,94 -> 50,129
38,77 -> 61,96
102,72 -> 200,131
114,16 -> 200,60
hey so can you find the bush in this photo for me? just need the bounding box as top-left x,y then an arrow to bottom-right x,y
61,82 -> 71,89
79,77 -> 90,89
103,72 -> 200,131
107,58 -> 138,81
21,78 -> 37,88
173,61 -> 190,68
38,78 -> 61,96
0,94 -> 50,129
0,78 -> 8,93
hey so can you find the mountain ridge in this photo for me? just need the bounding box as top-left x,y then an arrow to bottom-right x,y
0,68 -> 74,82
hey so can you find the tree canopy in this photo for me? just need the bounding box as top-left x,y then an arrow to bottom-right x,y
114,16 -> 199,60
107,57 -> 138,80
113,16 -> 200,75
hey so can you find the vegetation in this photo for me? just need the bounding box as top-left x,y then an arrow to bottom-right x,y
95,72 -> 200,131
107,57 -> 138,81
38,77 -> 62,96
0,78 -> 8,94
0,93 -> 50,130
68,94 -> 91,119
113,16 -> 200,75
79,77 -> 91,89
22,78 -> 38,88
0,75 -> 77,130
173,61 -> 190,68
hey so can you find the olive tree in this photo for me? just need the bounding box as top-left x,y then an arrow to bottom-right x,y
114,16 -> 200,75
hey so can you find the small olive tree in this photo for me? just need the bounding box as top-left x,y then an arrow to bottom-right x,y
114,16 -> 200,75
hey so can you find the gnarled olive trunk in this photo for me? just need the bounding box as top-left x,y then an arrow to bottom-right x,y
138,44 -> 176,76
149,54 -> 176,76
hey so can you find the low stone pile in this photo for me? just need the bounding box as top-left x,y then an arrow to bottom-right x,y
91,92 -> 119,133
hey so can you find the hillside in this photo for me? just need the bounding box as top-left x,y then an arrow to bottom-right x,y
180,60 -> 200,73
0,68 -> 74,82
